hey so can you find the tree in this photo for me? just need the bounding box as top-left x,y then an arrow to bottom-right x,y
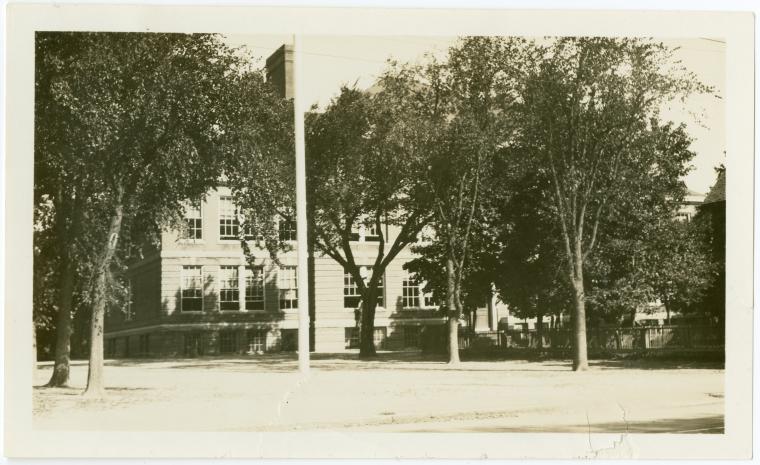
306,84 -> 433,357
33,197 -> 58,371
220,67 -> 296,266
512,38 -> 708,370
35,33 -> 121,387
487,153 -> 571,346
405,229 -> 497,334
409,37 -> 525,363
35,32 -> 250,395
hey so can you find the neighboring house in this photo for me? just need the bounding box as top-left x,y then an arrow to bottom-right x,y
698,167 -> 726,327
104,45 -> 447,357
503,189 -> 708,331
676,190 -> 707,222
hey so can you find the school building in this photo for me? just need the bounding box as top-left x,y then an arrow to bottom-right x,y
103,45 -> 503,357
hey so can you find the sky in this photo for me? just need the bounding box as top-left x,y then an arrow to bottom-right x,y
223,34 -> 726,195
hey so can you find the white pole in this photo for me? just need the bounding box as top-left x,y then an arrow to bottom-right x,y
293,35 -> 310,374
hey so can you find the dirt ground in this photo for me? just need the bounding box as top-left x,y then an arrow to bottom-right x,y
33,353 -> 724,433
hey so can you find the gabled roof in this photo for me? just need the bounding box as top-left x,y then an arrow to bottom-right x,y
703,170 -> 726,204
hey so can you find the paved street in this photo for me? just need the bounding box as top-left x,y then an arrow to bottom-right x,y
33,353 -> 724,433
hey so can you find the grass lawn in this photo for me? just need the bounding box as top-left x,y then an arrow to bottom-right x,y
33,352 -> 724,433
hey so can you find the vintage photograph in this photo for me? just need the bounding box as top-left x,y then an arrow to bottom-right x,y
29,31 -> 729,436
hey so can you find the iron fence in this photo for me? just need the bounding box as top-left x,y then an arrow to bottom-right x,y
456,325 -> 724,352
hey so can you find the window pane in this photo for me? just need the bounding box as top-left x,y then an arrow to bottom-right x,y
184,201 -> 202,240
345,327 -> 359,349
219,331 -> 238,354
344,267 -> 384,308
246,329 -> 267,353
278,266 -> 298,309
402,275 -> 420,308
181,266 -> 203,312
343,270 -> 360,308
278,218 -> 297,242
245,267 -> 265,310
219,266 -> 239,311
219,196 -> 239,239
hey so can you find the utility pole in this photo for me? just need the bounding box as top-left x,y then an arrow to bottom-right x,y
293,35 -> 310,374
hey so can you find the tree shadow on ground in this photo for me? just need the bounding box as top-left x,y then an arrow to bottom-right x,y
34,385 -> 153,393
462,351 -> 724,370
590,359 -> 724,370
447,415 -> 724,434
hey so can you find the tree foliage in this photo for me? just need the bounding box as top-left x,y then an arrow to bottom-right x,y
35,32 -> 260,394
306,83 -> 434,356
509,37 -> 709,369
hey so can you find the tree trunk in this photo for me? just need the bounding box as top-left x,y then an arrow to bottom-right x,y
571,280 -> 589,371
486,287 -> 495,330
46,258 -> 76,387
446,257 -> 460,364
33,320 -> 38,376
83,203 -> 123,397
630,306 -> 637,327
536,312 -> 544,349
665,301 -> 671,325
359,292 -> 377,357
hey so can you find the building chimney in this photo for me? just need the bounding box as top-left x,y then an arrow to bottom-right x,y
265,44 -> 294,99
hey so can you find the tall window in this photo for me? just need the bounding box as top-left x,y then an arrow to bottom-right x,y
278,266 -> 298,309
343,267 -> 383,308
350,218 -> 382,242
240,211 -> 262,242
184,201 -> 202,240
402,273 -> 420,308
423,291 -> 437,308
247,329 -> 267,353
374,327 -> 387,348
219,266 -> 239,311
344,327 -> 359,349
219,331 -> 238,354
278,217 -> 297,242
245,266 -> 265,310
181,266 -> 203,311
343,271 -> 361,308
219,196 -> 239,240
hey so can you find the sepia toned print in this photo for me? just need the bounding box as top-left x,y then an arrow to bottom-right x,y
5,5 -> 753,460
30,32 -> 727,435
